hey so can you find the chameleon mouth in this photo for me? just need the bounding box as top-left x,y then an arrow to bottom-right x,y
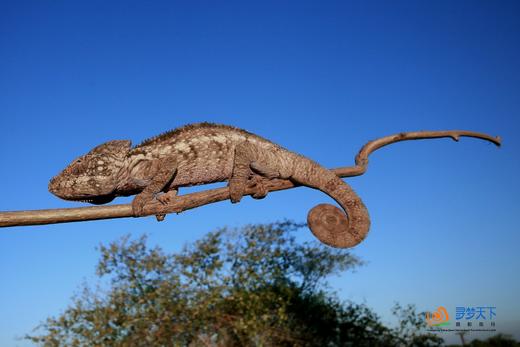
49,179 -> 116,205
80,199 -> 96,203
56,194 -> 116,205
78,195 -> 116,205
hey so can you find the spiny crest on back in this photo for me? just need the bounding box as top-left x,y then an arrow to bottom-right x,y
135,122 -> 258,148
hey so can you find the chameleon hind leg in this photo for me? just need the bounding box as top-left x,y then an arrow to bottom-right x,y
229,141 -> 280,203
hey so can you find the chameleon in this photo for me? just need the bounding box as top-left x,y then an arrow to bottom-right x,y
48,123 -> 369,248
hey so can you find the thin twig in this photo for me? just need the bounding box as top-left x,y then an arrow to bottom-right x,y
0,130 -> 500,228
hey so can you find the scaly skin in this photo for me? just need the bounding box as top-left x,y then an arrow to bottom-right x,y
49,123 -> 370,248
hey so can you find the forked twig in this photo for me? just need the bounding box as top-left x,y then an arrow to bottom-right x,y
0,130 -> 500,228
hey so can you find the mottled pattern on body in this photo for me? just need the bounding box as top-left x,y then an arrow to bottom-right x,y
49,123 -> 370,248
130,124 -> 281,187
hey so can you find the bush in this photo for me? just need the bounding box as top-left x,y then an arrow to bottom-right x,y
27,221 -> 443,347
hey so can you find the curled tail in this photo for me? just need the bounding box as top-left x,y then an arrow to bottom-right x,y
290,156 -> 370,248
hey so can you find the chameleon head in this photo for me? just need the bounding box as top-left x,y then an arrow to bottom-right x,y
49,140 -> 132,204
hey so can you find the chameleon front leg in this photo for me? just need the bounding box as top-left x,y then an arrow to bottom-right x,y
132,157 -> 178,217
229,141 -> 280,203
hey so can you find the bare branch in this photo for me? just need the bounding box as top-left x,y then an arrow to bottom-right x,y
0,130 -> 500,228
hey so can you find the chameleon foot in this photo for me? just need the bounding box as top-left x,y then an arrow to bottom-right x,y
156,189 -> 178,205
154,190 -> 178,221
250,176 -> 268,200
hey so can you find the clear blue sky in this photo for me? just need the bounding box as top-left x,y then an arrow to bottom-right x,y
0,1 -> 518,345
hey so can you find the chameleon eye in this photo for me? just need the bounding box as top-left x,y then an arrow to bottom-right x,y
70,160 -> 87,175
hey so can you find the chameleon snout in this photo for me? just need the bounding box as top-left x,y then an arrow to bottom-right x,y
48,175 -> 74,199
48,176 -> 63,197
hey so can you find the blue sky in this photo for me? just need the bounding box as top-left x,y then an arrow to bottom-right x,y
0,1 -> 518,345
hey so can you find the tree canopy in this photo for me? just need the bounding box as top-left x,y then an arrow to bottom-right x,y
27,221 -> 445,346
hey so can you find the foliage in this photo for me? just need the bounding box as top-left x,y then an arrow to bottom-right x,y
27,221 -> 443,346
